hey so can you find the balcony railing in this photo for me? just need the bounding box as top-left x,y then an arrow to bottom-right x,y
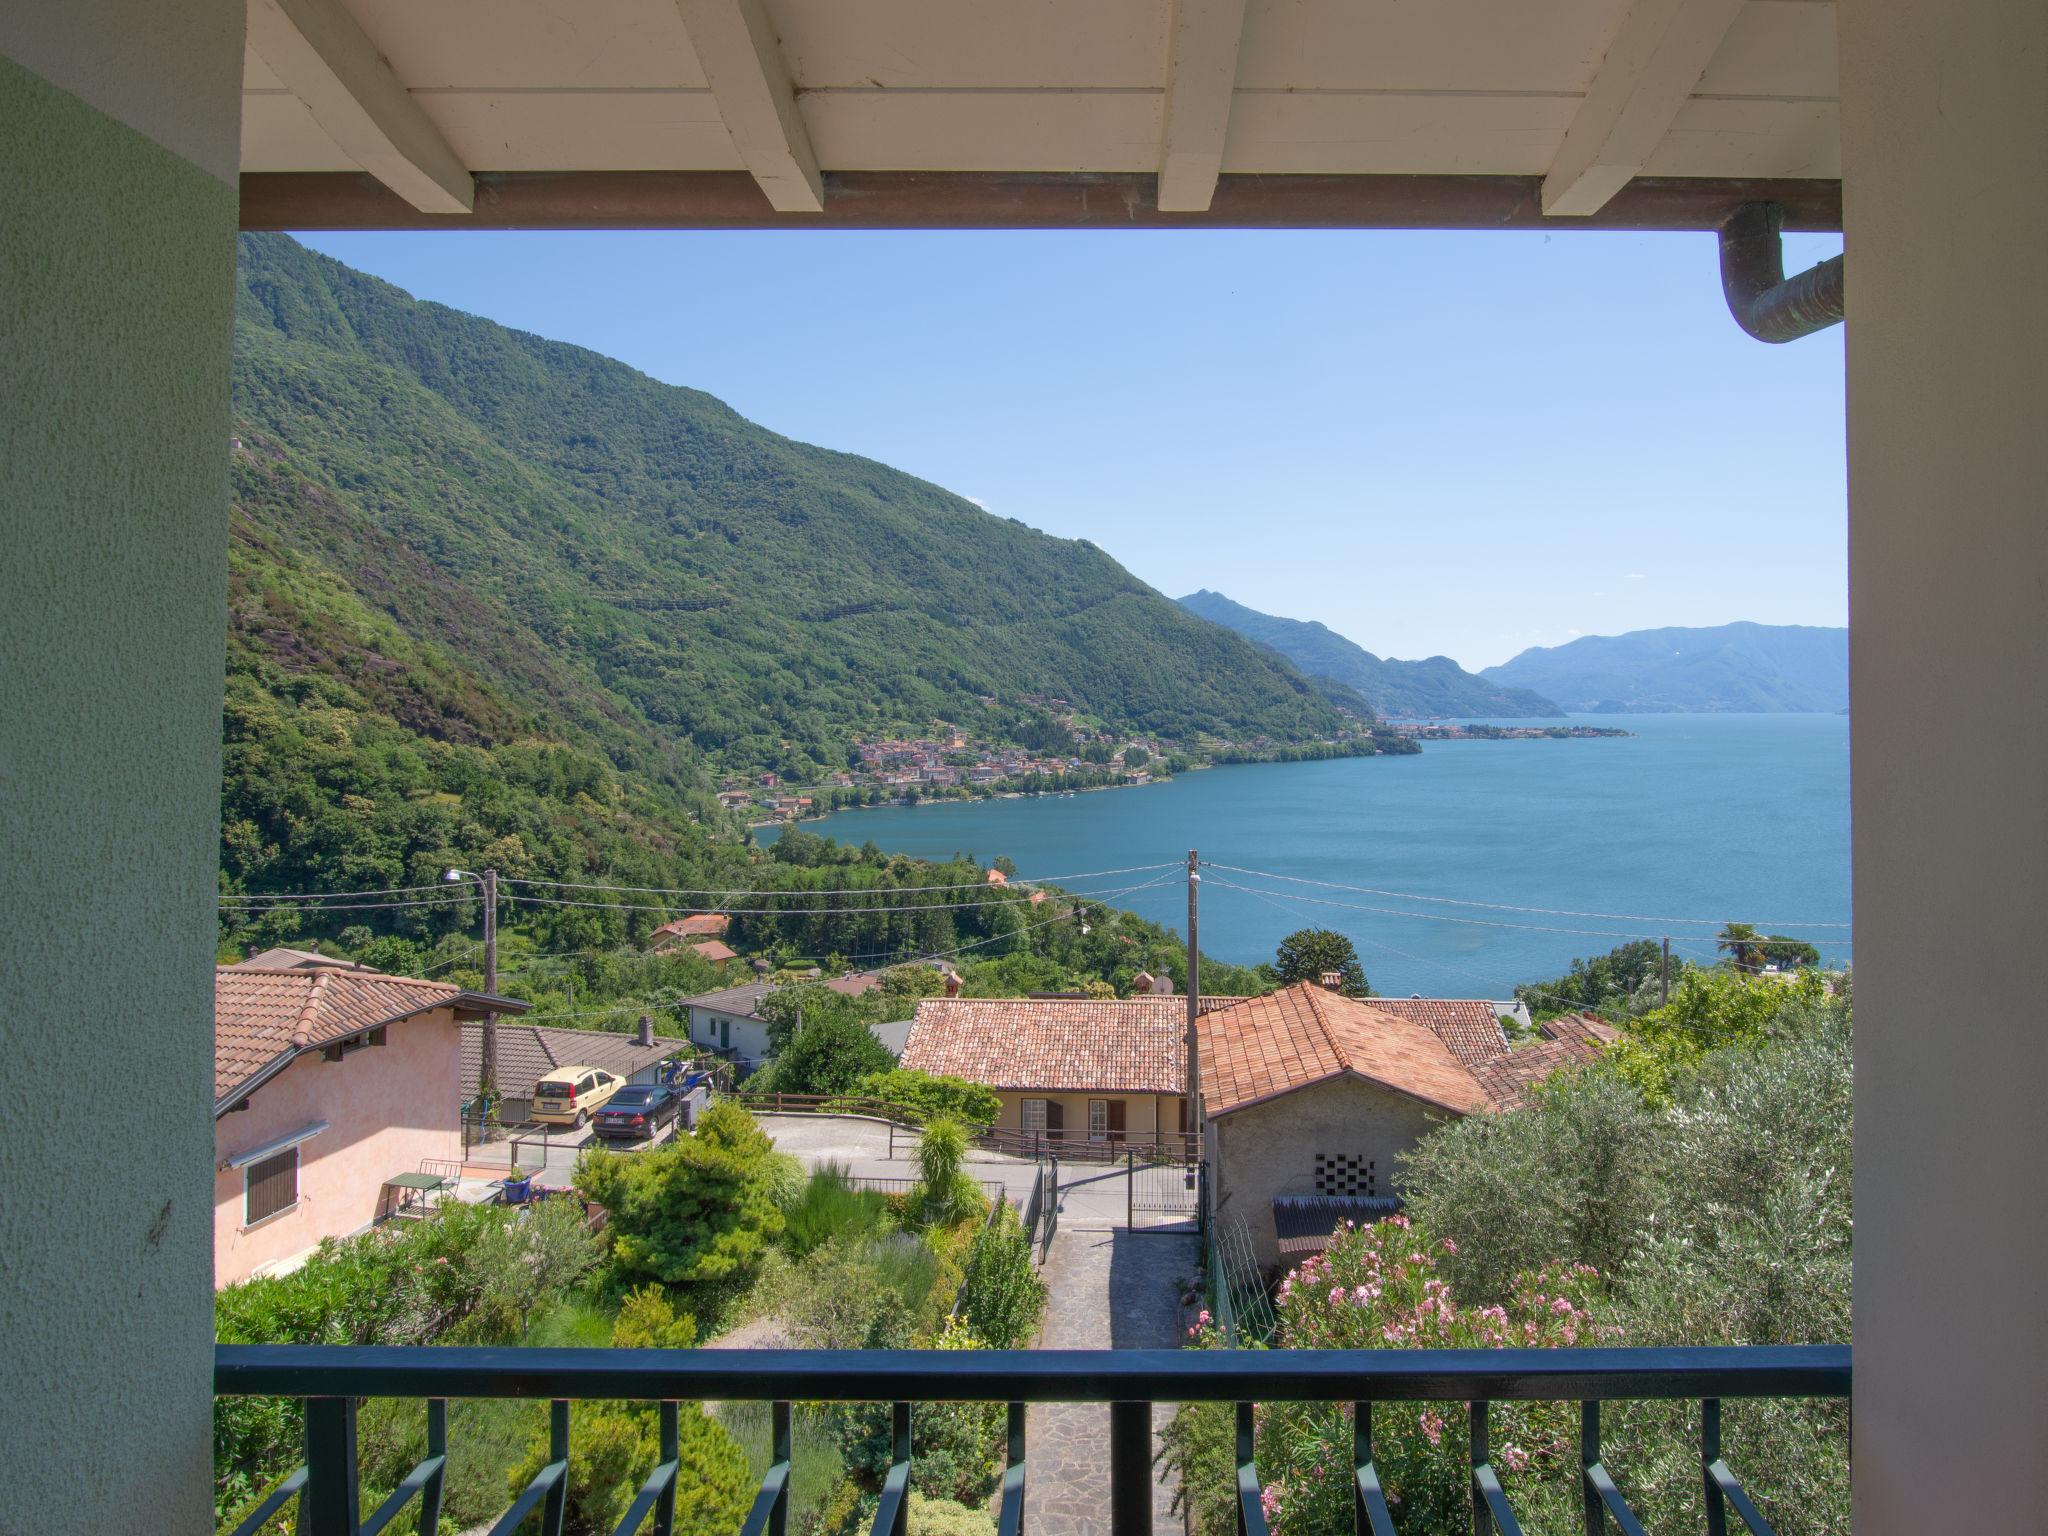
216,1342 -> 1848,1536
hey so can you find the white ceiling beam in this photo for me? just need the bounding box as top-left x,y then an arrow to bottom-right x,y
1541,0 -> 1747,217
1157,0 -> 1251,213
244,0 -> 474,214
673,0 -> 824,213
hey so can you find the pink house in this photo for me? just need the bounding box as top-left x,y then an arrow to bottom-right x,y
212,961 -> 525,1288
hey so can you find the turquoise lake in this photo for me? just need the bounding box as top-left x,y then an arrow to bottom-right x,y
794,714 -> 1851,995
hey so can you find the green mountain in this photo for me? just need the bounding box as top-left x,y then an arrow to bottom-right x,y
1480,623 -> 1849,712
231,233 -> 1354,790
1177,590 -> 1562,719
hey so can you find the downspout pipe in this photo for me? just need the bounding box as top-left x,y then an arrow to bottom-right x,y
1719,201 -> 1845,343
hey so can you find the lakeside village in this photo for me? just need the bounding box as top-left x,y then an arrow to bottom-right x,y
719,708 -> 1619,824
211,858 -> 1847,1535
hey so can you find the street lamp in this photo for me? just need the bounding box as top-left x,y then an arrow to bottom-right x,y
447,867 -> 498,1099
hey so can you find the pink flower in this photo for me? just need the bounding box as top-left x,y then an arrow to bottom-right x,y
1441,1238 -> 1459,1255
1330,1287 -> 1345,1304
434,1256 -> 448,1265
1198,1309 -> 1211,1325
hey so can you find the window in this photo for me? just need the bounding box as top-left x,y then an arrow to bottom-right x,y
1088,1099 -> 1109,1140
244,1146 -> 299,1225
1021,1098 -> 1048,1137
321,1025 -> 385,1062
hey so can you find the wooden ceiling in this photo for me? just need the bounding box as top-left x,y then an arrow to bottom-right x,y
238,0 -> 1841,230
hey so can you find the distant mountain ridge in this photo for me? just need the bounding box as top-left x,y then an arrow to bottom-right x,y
1482,622 -> 1849,713
1178,590 -> 1563,719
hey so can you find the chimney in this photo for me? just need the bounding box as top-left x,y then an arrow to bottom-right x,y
637,1013 -> 654,1048
1133,970 -> 1154,992
1319,971 -> 1344,990
944,972 -> 963,997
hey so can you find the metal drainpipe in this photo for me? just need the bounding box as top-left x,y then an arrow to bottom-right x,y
1719,201 -> 1845,344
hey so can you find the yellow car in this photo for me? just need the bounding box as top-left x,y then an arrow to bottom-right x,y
530,1065 -> 624,1127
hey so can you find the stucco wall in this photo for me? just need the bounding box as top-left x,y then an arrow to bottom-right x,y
1209,1077 -> 1453,1272
215,1012 -> 466,1287
995,1089 -> 1185,1145
1839,0 -> 2048,1527
690,1006 -> 773,1064
0,18 -> 240,1533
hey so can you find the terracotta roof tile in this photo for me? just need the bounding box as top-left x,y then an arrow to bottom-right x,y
215,968 -> 521,1108
1199,984 -> 1495,1117
1364,998 -> 1512,1070
655,914 -> 730,938
901,997 -> 1237,1094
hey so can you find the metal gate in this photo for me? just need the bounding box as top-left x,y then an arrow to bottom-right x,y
1124,1148 -> 1203,1229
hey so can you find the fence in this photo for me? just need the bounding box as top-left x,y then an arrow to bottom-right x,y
1209,1210 -> 1277,1345
1124,1149 -> 1203,1229
217,1342 -> 1850,1536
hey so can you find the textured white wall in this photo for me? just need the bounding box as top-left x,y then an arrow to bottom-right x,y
0,8 -> 242,1529
0,0 -> 243,182
1839,0 -> 2048,1527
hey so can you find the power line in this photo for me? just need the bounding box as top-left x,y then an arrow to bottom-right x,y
499,861 -> 1177,901
219,894 -> 472,914
1205,862 -> 1852,930
217,880 -> 450,902
1206,875 -> 1853,945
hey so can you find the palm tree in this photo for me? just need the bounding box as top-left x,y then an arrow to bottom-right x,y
1716,922 -> 1766,972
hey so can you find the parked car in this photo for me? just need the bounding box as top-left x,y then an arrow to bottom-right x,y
530,1064 -> 624,1127
591,1083 -> 681,1142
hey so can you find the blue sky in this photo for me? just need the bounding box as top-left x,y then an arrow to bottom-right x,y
298,227 -> 1847,672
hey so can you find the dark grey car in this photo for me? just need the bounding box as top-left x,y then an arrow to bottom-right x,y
590,1084 -> 679,1142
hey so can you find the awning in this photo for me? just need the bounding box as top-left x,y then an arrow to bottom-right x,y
224,1120 -> 328,1170
1273,1193 -> 1404,1257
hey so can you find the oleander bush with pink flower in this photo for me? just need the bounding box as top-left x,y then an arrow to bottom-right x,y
1249,1217 -> 1606,1535
1164,992 -> 1852,1536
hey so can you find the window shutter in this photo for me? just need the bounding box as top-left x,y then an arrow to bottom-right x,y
245,1147 -> 299,1223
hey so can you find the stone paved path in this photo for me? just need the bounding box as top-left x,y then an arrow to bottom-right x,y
1029,1210 -> 1201,1536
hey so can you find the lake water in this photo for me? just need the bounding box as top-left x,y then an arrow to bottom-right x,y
795,715 -> 1851,996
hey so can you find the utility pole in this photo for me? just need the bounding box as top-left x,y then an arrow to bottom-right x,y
481,867 -> 499,1100
1660,935 -> 1670,1007
1185,849 -> 1201,1148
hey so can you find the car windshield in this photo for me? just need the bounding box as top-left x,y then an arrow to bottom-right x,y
535,1080 -> 572,1098
608,1088 -> 654,1107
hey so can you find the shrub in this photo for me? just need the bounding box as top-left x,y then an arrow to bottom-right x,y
611,1284 -> 698,1350
910,1118 -> 984,1228
907,1491 -> 998,1535
782,1162 -> 894,1259
752,1007 -> 895,1095
1400,1065 -> 1661,1305
957,1205 -> 1046,1349
852,1067 -> 1002,1127
838,1325 -> 1005,1508
1606,969 -> 1827,1102
577,1100 -> 786,1295
1242,1217 -> 1603,1535
505,1400 -> 750,1536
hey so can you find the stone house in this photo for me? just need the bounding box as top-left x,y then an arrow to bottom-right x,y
1198,983 -> 1612,1271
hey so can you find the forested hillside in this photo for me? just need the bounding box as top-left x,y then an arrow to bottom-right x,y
1178,590 -> 1562,718
232,234 -> 1351,787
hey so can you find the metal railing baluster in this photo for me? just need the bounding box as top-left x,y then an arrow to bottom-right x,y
360,1400 -> 449,1536
301,1396 -> 360,1536
739,1400 -> 792,1536
997,1401 -> 1026,1536
870,1401 -> 913,1536
1354,1401 -> 1394,1536
1701,1397 -> 1779,1536
613,1402 -> 681,1536
1110,1399 -> 1152,1532
1469,1400 -> 1524,1536
657,1401 -> 679,1536
1235,1401 -> 1268,1536
1579,1400 -> 1646,1536
543,1400 -> 570,1536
